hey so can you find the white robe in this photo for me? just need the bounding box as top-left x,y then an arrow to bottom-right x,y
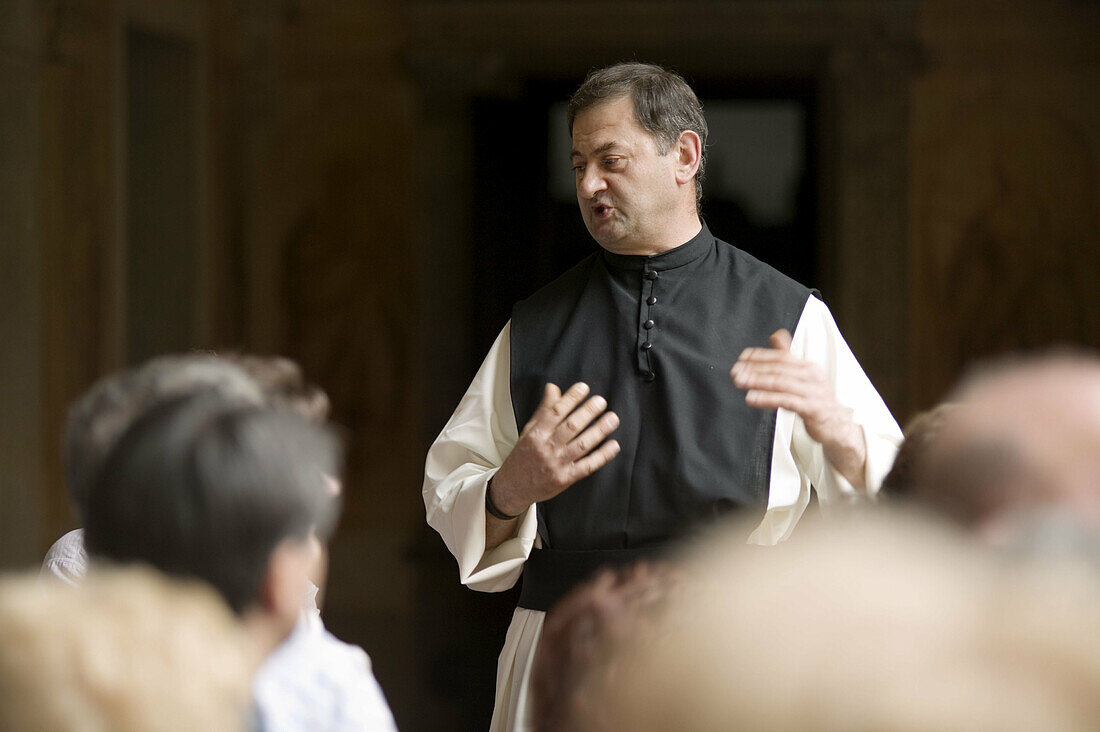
422,296 -> 902,731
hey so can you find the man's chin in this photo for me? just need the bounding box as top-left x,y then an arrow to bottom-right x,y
584,221 -> 624,250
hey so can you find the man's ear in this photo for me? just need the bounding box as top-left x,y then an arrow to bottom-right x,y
673,130 -> 702,186
258,539 -> 309,625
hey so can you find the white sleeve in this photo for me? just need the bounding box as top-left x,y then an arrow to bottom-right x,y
790,297 -> 903,501
750,297 -> 903,544
422,321 -> 538,592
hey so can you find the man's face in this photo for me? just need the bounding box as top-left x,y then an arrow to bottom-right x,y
571,96 -> 681,253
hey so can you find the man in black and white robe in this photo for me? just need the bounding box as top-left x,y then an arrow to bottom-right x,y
423,62 -> 902,732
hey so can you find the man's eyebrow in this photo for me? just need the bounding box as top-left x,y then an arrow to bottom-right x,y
570,141 -> 621,159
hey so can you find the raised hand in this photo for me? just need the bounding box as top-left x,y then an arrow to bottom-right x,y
489,382 -> 621,519
730,329 -> 867,488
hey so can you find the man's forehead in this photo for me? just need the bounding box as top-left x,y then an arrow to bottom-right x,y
571,97 -> 643,151
570,139 -> 626,159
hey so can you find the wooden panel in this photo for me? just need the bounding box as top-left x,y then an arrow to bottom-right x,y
910,0 -> 1100,409
0,0 -> 44,568
39,0 -> 120,545
911,72 -> 1100,408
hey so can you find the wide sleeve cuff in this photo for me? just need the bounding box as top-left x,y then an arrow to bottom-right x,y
451,469 -> 538,592
423,322 -> 537,593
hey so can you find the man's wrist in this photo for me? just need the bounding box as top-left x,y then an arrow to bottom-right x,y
486,477 -> 524,521
824,419 -> 867,489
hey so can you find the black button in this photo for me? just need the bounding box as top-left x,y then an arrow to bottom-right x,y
643,319 -> 655,329
645,270 -> 659,281
647,296 -> 657,306
641,341 -> 652,351
643,371 -> 656,382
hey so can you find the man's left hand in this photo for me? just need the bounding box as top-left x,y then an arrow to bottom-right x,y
730,329 -> 867,489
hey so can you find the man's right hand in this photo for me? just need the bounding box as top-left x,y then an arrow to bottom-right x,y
490,382 -> 621,518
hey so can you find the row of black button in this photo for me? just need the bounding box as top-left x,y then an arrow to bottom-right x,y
641,269 -> 658,382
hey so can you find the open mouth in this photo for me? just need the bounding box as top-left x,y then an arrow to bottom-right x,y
593,203 -> 611,217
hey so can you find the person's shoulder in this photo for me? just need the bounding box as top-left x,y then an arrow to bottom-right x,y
254,623 -> 396,730
258,620 -> 376,686
712,236 -> 812,292
41,529 -> 89,586
515,251 -> 602,310
710,236 -> 817,308
306,627 -> 374,672
45,529 -> 86,557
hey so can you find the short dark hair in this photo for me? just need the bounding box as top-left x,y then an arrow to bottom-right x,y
84,395 -> 342,614
64,356 -> 264,523
567,62 -> 708,207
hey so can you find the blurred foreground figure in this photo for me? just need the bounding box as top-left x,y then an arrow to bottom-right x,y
575,513 -> 1100,732
0,567 -> 255,731
43,354 -> 264,585
85,392 -> 397,731
86,395 -> 340,659
878,402 -> 957,496
913,351 -> 1100,542
41,353 -> 397,730
530,562 -> 675,732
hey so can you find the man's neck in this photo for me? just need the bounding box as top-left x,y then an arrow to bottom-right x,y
241,606 -> 296,658
605,216 -> 702,257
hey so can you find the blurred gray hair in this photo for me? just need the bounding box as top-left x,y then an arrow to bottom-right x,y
64,355 -> 264,522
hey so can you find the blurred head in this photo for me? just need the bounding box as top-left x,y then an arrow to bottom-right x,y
63,355 -> 264,523
222,353 -> 331,424
914,351 -> 1100,541
0,567 -> 255,732
531,562 -> 675,732
568,63 -> 705,252
880,402 -> 958,496
85,395 -> 342,642
579,512 -> 1100,732
219,355 -> 336,604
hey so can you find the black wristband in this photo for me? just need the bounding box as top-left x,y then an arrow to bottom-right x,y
486,478 -> 522,521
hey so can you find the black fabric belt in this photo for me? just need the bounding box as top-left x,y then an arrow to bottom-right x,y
517,545 -> 666,613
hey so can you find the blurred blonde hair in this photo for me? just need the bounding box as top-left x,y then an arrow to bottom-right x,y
580,512 -> 1100,732
0,567 -> 257,731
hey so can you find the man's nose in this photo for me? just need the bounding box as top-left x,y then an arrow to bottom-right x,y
577,167 -> 607,198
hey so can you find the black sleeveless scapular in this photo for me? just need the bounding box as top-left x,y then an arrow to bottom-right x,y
509,225 -> 814,610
